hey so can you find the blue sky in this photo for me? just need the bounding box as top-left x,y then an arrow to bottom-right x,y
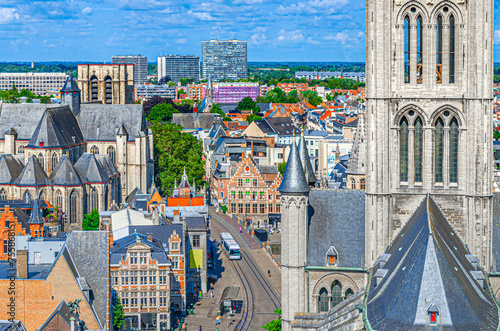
0,0 -> 499,62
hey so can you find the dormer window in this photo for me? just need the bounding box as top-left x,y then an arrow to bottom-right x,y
326,246 -> 338,267
427,301 -> 439,325
39,139 -> 44,147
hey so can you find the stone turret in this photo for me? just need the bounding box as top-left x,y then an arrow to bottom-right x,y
60,76 -> 81,116
278,139 -> 309,330
297,132 -> 317,187
4,128 -> 17,155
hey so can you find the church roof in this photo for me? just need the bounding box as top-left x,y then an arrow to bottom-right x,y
366,195 -> 499,330
27,106 -> 85,149
297,133 -> 317,186
28,198 -> 44,224
126,187 -> 143,206
48,154 -> 83,186
0,104 -> 50,140
94,154 -> 118,178
73,153 -> 108,184
60,76 -> 80,93
0,154 -> 24,184
14,155 -> 50,187
278,140 -> 309,194
172,113 -> 216,131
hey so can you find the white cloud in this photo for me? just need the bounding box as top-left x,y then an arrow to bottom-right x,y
276,29 -> 304,43
187,10 -> 217,21
495,29 -> 500,45
0,7 -> 19,23
307,37 -> 320,45
233,0 -> 266,3
81,7 -> 93,15
276,0 -> 348,15
177,38 -> 187,44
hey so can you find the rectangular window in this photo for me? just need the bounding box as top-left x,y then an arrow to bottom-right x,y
150,297 -> 156,306
220,182 -> 224,189
276,204 -> 281,213
220,192 -> 224,198
245,191 -> 251,199
193,235 -> 200,248
430,312 -> 437,324
3,240 -> 8,254
230,203 -> 236,213
269,194 -> 272,200
268,204 -> 273,213
252,192 -> 257,201
245,203 -> 251,214
238,179 -> 243,186
231,191 -> 236,199
252,204 -> 258,214
260,204 -> 265,214
260,192 -> 265,199
238,191 -> 243,199
245,179 -> 251,186
172,256 -> 179,268
238,204 -> 243,213
171,243 -> 179,250
253,179 -> 258,186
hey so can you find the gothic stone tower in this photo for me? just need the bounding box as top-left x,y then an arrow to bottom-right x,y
365,0 -> 494,268
279,140 -> 310,330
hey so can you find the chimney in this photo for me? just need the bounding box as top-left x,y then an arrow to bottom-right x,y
147,233 -> 153,242
17,250 -> 28,279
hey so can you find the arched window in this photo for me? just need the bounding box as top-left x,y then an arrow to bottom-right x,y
450,118 -> 458,183
107,146 -> 116,164
331,280 -> 342,308
400,117 -> 409,182
24,191 -> 31,203
39,191 -> 44,201
91,188 -> 99,211
345,288 -> 354,299
105,76 -> 112,104
90,76 -> 98,101
414,117 -> 423,183
449,15 -> 455,83
416,15 -> 423,83
17,145 -> 24,154
56,190 -> 63,208
360,179 -> 365,190
51,152 -> 59,172
319,288 -> 329,312
38,153 -> 44,171
90,145 -> 99,155
404,15 -> 410,83
69,190 -> 77,224
436,15 -> 443,83
351,178 -> 356,189
435,118 -> 444,183
0,189 -> 6,200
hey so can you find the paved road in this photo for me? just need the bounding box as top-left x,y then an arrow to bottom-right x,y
209,208 -> 281,331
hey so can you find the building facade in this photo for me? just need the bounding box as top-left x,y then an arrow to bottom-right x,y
135,84 -> 176,101
0,73 -> 68,95
157,55 -> 200,83
112,55 -> 148,84
78,64 -> 135,104
202,40 -> 247,81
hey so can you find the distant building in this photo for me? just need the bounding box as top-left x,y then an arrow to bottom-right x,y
135,84 -> 176,101
202,39 -> 247,81
78,64 -> 135,104
0,72 -> 68,95
157,55 -> 200,83
112,55 -> 148,84
188,82 -> 259,104
295,71 -> 366,82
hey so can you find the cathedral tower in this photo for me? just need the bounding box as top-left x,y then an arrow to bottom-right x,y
365,0 -> 494,268
60,76 -> 81,116
279,140 -> 310,330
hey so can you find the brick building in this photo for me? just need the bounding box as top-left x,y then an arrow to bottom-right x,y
0,205 -> 27,260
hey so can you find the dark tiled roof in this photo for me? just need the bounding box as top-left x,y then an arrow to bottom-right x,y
172,113 -> 215,130
297,134 -> 317,185
367,196 -> 499,330
60,76 -> 80,92
94,154 -> 118,177
257,165 -> 278,174
129,224 -> 184,253
13,207 -> 30,231
78,104 -> 145,142
28,198 -> 44,224
254,120 -> 275,134
265,117 -> 300,135
185,217 -> 206,230
27,106 -> 85,149
278,141 -> 309,194
126,187 -> 143,205
0,154 -> 24,184
110,232 -> 169,265
13,155 -> 50,187
65,231 -> 109,329
74,153 -> 108,183
0,104 -> 47,140
307,190 -> 365,268
49,154 -> 83,186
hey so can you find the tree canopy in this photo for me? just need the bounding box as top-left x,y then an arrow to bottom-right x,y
210,103 -> 231,121
152,122 -> 206,196
113,295 -> 125,330
143,96 -> 192,118
147,103 -> 179,123
262,309 -> 282,331
301,90 -> 323,107
82,208 -> 99,231
237,96 -> 260,113
246,114 -> 262,124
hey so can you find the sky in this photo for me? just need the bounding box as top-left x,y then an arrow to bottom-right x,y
0,0 -> 499,63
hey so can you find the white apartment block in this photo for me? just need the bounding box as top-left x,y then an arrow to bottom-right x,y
0,72 -> 68,95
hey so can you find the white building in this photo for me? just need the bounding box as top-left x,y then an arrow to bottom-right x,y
0,72 -> 68,95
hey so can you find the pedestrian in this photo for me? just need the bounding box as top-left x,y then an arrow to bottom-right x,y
199,291 -> 202,299
210,290 -> 213,298
210,282 -> 213,289
239,227 -> 242,233
182,322 -> 186,330
268,269 -> 271,277
199,326 -> 202,331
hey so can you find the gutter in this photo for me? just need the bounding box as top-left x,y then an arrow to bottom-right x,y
305,266 -> 368,273
357,268 -> 374,331
484,271 -> 500,331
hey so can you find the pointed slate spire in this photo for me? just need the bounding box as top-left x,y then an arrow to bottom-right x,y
278,140 -> 309,194
29,198 -> 44,224
116,124 -> 128,136
49,154 -> 83,186
60,76 -> 80,93
297,132 -> 317,186
14,155 -> 50,187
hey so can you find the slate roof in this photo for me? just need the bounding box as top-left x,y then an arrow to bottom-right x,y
307,190 -> 365,268
366,196 -> 499,330
28,198 -> 44,224
128,224 -> 184,253
49,154 -> 83,186
65,231 -> 109,329
27,106 -> 85,149
0,154 -> 24,184
278,141 -> 309,194
257,165 -> 278,174
94,154 -> 118,177
327,162 -> 347,189
77,104 -> 145,142
110,232 -> 170,265
172,113 -> 216,130
74,153 -> 108,183
254,120 -> 275,134
60,76 -> 80,92
13,207 -> 30,232
265,117 -> 300,135
184,217 -> 206,230
13,155 -> 50,187
0,104 -> 48,140
126,187 -> 143,206
297,134 -> 317,186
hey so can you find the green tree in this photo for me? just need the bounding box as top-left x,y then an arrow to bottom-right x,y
148,103 -> 179,123
494,75 -> 500,84
301,90 -> 323,107
113,295 -> 125,330
178,88 -> 186,95
210,103 -> 231,121
278,162 -> 287,176
152,122 -> 206,196
82,208 -> 99,231
246,114 -> 262,124
180,77 -> 196,86
262,309 -> 281,331
237,96 -> 260,113
495,126 -> 500,141
167,81 -> 176,87
39,95 -> 52,104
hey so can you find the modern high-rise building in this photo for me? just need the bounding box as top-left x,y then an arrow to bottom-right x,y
0,72 -> 68,95
111,55 -> 148,84
202,39 -> 247,81
157,55 -> 200,83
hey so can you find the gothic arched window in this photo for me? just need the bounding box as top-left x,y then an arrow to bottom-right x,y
51,152 -> 59,172
331,280 -> 342,308
38,153 -> 44,171
351,178 -> 356,189
435,118 -> 444,183
436,15 -> 443,83
319,288 -> 329,312
107,146 -> 116,164
404,15 -> 410,83
90,76 -> 98,101
91,188 -> 99,211
90,145 -> 99,155
400,117 -> 409,182
56,190 -> 63,208
17,145 -> 24,154
416,15 -> 423,83
39,190 -> 44,201
449,15 -> 455,83
450,118 -> 459,183
345,288 -> 354,299
105,76 -> 112,104
414,117 -> 423,183
0,189 -> 7,200
69,190 -> 77,224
